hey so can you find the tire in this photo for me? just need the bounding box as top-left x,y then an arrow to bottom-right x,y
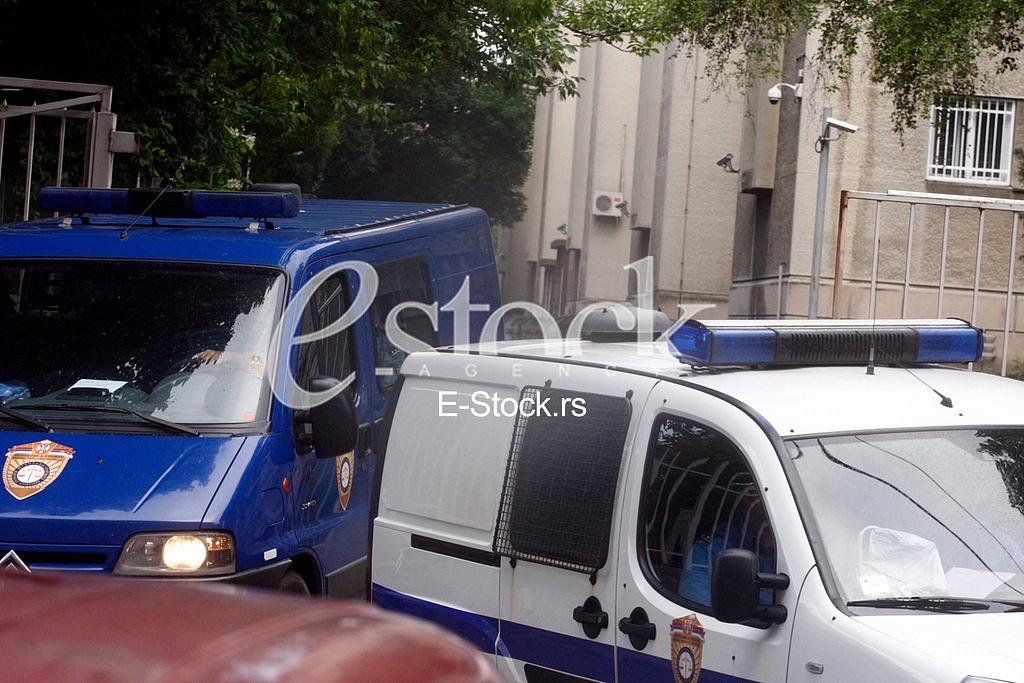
278,569 -> 311,596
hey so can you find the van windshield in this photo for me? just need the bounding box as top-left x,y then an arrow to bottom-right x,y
788,430 -> 1024,610
0,260 -> 285,430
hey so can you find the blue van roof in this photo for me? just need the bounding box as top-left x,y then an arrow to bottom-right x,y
0,198 -> 486,268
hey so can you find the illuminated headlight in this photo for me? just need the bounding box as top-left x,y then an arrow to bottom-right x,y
114,532 -> 235,576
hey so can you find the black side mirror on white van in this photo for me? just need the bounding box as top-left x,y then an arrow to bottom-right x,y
711,549 -> 790,625
293,376 -> 358,458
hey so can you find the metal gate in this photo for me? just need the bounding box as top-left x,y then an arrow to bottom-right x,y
0,76 -> 138,222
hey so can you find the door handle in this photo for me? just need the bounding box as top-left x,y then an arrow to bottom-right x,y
572,596 -> 608,639
618,607 -> 656,650
357,423 -> 372,459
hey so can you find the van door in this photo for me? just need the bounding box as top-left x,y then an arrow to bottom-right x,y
494,370 -> 657,683
614,382 -> 807,683
288,262 -> 369,596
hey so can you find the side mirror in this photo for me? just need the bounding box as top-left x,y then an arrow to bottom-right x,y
293,376 -> 358,458
711,548 -> 789,625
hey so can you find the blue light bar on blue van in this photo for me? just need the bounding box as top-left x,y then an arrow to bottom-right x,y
38,187 -> 301,219
39,188 -> 130,214
666,319 -> 983,366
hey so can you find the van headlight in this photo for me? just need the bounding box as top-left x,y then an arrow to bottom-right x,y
114,532 -> 235,576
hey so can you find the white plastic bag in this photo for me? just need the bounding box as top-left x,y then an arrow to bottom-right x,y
857,526 -> 948,598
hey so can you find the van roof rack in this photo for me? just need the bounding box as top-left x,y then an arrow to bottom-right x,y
323,204 -> 468,234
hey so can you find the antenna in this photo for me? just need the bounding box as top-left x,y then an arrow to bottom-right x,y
120,184 -> 170,239
866,316 -> 876,376
857,331 -> 954,408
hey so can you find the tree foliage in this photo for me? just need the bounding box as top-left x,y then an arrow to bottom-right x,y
0,0 -> 572,200
316,72 -> 535,226
558,0 -> 1024,133
2,0 -> 1022,218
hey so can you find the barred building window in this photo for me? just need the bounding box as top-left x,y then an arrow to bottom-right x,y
927,97 -> 1015,186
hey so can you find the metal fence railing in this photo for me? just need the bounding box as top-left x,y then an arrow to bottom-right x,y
833,189 -> 1024,376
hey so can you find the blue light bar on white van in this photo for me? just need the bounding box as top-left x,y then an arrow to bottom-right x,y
38,187 -> 300,219
666,319 -> 983,367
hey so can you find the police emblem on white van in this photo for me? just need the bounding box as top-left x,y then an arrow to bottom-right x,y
670,614 -> 704,683
336,450 -> 354,510
3,440 -> 75,500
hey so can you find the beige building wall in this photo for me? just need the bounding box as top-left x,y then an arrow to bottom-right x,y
732,34 -> 1024,320
507,31 -> 1024,370
725,36 -> 1024,371
498,50 -> 581,304
504,42 -> 746,321
651,50 -> 746,316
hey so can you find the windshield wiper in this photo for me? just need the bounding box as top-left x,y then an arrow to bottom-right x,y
0,404 -> 53,432
22,404 -> 201,436
847,596 -> 992,613
988,599 -> 1024,612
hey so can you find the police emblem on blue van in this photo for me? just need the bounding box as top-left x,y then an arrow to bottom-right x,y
336,450 -> 354,510
3,440 -> 74,500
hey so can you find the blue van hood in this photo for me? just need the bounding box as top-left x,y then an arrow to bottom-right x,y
0,432 -> 246,546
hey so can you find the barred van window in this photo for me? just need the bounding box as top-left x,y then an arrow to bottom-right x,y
493,387 -> 632,574
928,97 -> 1015,186
640,415 -> 777,611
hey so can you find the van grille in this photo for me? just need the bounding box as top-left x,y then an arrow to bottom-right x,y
14,550 -> 109,570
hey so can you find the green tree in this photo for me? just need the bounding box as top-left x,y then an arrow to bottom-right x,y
0,0 -> 574,192
559,0 -> 1024,133
315,72 -> 534,226
3,0 -> 1022,218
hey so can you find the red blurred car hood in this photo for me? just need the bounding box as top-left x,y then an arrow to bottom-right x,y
0,571 -> 501,683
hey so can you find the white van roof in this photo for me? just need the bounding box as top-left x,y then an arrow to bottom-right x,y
403,339 -> 1024,437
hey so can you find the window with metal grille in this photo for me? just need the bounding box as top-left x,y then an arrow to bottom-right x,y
493,386 -> 632,574
640,415 -> 776,610
927,97 -> 1015,185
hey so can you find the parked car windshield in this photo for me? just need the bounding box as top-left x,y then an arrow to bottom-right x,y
0,260 -> 285,429
788,430 -> 1024,608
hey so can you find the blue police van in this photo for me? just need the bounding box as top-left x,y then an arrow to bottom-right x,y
0,185 -> 501,596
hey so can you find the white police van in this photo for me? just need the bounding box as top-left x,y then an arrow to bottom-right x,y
370,317 -> 1024,683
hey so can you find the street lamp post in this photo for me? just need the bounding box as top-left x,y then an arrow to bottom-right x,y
808,109 -> 857,319
808,107 -> 831,319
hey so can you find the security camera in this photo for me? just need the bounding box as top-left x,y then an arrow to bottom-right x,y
716,153 -> 733,168
826,117 -> 859,134
766,82 -> 802,105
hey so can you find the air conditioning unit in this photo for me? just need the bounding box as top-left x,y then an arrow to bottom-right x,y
592,191 -> 624,217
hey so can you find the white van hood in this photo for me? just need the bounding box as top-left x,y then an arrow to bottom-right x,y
858,612 -> 1023,682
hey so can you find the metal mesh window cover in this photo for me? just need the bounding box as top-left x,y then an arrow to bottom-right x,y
494,386 -> 632,573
